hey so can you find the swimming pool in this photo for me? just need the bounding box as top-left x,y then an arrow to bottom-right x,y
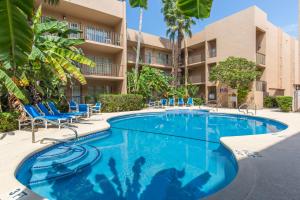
16,110 -> 287,200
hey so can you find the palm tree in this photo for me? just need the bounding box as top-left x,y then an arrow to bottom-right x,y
129,0 -> 148,91
162,0 -> 195,95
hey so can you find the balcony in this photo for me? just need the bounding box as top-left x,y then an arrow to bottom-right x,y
68,22 -> 122,47
127,52 -> 172,67
256,80 -> 267,92
256,52 -> 266,66
189,75 -> 205,84
81,63 -> 123,78
188,54 -> 205,65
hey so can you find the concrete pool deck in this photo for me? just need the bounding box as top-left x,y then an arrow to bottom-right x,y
0,107 -> 299,200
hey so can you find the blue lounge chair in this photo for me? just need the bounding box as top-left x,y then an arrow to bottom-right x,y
69,100 -> 78,112
178,98 -> 184,106
78,104 -> 89,117
161,99 -> 167,107
186,98 -> 194,107
91,102 -> 102,113
169,98 -> 175,106
37,103 -> 74,123
47,101 -> 85,117
69,100 -> 89,117
23,105 -> 68,129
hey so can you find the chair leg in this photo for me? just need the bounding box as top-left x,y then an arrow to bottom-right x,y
45,120 -> 48,129
58,120 -> 61,130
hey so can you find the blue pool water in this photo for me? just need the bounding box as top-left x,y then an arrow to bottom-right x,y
16,110 -> 287,200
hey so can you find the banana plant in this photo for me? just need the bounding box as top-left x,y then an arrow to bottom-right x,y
27,6 -> 95,85
0,0 -> 34,102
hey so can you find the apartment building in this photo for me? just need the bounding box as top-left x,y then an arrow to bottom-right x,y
127,29 -> 173,74
40,1 -> 299,108
185,6 -> 299,108
38,0 -> 127,102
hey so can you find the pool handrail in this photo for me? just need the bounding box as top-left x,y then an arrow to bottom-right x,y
31,116 -> 78,143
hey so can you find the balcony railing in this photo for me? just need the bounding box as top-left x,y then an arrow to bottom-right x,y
256,80 -> 267,92
81,63 -> 123,77
256,52 -> 266,65
189,75 -> 205,84
188,54 -> 205,65
68,22 -> 122,46
127,53 -> 172,66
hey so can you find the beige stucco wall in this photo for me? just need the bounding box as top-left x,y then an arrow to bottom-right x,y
186,6 -> 299,107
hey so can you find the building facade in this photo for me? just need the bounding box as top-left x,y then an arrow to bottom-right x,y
40,1 -> 299,108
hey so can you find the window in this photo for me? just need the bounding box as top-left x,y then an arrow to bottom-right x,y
145,51 -> 152,64
158,52 -> 169,65
69,22 -> 80,39
208,39 -> 217,58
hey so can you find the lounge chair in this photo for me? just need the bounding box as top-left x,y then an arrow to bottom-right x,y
47,101 -> 85,118
37,103 -> 74,123
91,102 -> 102,114
186,98 -> 194,107
161,99 -> 167,107
23,105 -> 69,129
178,98 -> 184,106
169,98 -> 175,106
69,100 -> 78,112
69,100 -> 89,117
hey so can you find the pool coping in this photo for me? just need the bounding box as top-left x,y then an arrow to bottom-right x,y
0,107 -> 299,200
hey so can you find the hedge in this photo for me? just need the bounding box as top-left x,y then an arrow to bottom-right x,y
193,98 -> 205,106
98,94 -> 144,112
276,96 -> 293,112
0,112 -> 19,132
264,96 -> 278,108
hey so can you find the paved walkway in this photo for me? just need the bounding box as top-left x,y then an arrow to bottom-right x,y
0,108 -> 299,200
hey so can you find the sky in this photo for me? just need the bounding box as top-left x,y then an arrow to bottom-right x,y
126,0 -> 299,38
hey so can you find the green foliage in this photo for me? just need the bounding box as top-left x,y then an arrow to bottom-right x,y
276,96 -> 293,112
209,57 -> 260,89
177,0 -> 213,19
127,66 -> 172,100
237,86 -> 250,105
193,98 -> 204,106
0,112 -> 19,132
264,96 -> 278,108
210,57 -> 261,105
27,6 -> 95,85
98,94 -> 144,112
187,84 -> 199,97
129,0 -> 148,9
174,86 -> 186,98
0,0 -> 34,68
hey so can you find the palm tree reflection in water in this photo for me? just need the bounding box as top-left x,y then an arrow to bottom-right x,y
48,156 -> 211,200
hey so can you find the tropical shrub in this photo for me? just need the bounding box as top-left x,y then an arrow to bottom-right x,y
276,96 -> 293,112
264,96 -> 278,108
0,112 -> 19,132
98,94 -> 144,112
209,57 -> 261,105
237,86 -> 250,105
127,66 -> 172,100
193,98 -> 204,106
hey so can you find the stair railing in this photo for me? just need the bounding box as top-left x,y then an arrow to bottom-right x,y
31,117 -> 78,143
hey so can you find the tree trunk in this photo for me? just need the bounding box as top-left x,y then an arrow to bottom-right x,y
176,29 -> 183,87
184,36 -> 189,97
134,7 -> 143,90
171,39 -> 176,87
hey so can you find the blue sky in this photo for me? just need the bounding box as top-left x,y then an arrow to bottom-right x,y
126,0 -> 298,38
